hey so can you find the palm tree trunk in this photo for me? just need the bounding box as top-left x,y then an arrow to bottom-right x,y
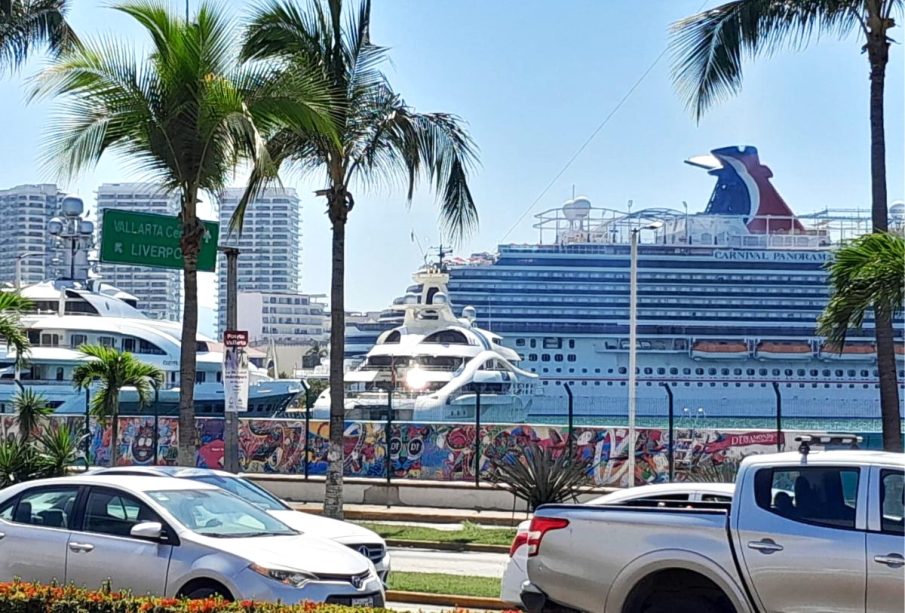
866,26 -> 902,452
178,185 -> 202,466
323,189 -> 347,520
110,398 -> 120,466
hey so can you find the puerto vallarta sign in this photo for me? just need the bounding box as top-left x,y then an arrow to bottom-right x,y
100,209 -> 219,272
223,330 -> 249,413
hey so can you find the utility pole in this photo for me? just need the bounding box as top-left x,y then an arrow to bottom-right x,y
627,228 -> 639,488
223,247 -> 240,473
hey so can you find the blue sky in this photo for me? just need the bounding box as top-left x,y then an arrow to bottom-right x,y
1,0 -> 903,325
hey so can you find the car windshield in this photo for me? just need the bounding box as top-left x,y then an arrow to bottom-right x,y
147,489 -> 297,538
188,475 -> 288,512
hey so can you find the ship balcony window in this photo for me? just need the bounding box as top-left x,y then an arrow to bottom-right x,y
528,354 -> 537,361
835,370 -> 844,377
581,381 -> 587,386
568,368 -> 575,373
733,368 -> 742,375
582,368 -> 588,373
555,368 -> 562,373
797,369 -> 806,377
643,367 -> 652,375
568,339 -> 575,348
823,369 -> 831,376
784,369 -> 793,376
567,354 -> 577,362
618,367 -> 627,374
861,369 -> 870,377
530,339 -> 537,348
771,369 -> 781,376
873,370 -> 879,376
847,369 -> 856,377
541,354 -> 551,362
542,368 -> 548,373
720,368 -> 729,376
707,368 -> 717,375
695,368 -> 704,375
810,369 -> 819,376
516,338 -> 525,347
554,355 -> 564,362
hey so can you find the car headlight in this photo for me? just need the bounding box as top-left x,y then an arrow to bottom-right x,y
249,563 -> 318,588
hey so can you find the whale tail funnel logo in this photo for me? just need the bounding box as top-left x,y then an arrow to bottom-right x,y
692,146 -> 804,234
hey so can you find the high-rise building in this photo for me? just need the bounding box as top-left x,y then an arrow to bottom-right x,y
0,184 -> 66,287
216,187 -> 309,338
237,291 -> 327,344
95,183 -> 182,321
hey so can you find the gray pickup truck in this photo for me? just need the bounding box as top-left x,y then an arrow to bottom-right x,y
522,444 -> 904,613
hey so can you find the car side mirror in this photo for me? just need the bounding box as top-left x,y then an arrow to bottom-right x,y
130,521 -> 163,541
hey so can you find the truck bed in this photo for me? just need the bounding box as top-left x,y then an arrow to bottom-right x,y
527,504 -> 750,613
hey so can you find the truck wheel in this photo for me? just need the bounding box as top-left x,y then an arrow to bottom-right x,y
644,595 -> 727,613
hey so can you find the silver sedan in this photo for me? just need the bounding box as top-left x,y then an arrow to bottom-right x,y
0,475 -> 384,606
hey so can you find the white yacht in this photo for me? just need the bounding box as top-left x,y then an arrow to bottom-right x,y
0,196 -> 301,416
312,263 -> 540,422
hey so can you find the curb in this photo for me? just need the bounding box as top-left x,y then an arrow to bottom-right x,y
310,508 -> 526,527
386,539 -> 510,554
386,590 -> 510,610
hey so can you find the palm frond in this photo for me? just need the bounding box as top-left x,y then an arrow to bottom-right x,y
670,0 -> 863,120
0,290 -> 31,367
818,232 -> 905,347
0,0 -> 78,73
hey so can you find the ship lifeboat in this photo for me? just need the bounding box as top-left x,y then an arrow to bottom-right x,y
821,343 -> 877,360
756,341 -> 813,360
692,340 -> 748,359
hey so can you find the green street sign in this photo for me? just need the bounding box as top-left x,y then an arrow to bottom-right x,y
100,209 -> 219,272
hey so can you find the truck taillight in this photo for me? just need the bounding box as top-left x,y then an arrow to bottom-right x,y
526,516 -> 569,557
509,529 -> 529,557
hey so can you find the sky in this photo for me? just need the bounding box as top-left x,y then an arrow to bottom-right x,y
1,0 -> 903,328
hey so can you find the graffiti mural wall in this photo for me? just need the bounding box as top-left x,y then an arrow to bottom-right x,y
0,415 -> 859,486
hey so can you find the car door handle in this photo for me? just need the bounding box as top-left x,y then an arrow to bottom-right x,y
0,531 -> 5,540
874,554 -> 905,567
747,539 -> 784,553
68,542 -> 94,553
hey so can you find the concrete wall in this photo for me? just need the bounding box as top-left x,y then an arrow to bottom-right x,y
246,474 -> 610,513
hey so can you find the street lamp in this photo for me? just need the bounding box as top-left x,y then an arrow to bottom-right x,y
627,220 -> 663,487
14,252 -> 41,289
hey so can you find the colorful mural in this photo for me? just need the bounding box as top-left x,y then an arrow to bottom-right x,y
0,414 -> 865,487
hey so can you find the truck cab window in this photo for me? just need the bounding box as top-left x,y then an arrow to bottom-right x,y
880,470 -> 904,535
755,467 -> 859,530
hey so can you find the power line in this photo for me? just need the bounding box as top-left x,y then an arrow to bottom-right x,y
499,46 -> 670,243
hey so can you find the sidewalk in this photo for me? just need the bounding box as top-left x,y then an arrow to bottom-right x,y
287,502 -> 530,526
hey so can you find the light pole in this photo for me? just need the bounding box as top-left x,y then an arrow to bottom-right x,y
627,220 -> 662,487
14,252 -> 41,289
222,246 -> 240,474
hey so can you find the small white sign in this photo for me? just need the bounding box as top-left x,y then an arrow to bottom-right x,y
223,330 -> 249,413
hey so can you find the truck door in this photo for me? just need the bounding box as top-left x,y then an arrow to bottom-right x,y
865,467 -> 904,613
735,464 -> 866,613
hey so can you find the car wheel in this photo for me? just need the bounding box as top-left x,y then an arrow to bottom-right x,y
184,586 -> 230,600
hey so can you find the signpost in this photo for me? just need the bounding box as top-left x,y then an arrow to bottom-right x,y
223,330 -> 249,414
99,209 -> 219,272
223,329 -> 247,474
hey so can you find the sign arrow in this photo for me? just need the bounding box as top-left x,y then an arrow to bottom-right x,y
114,242 -> 123,254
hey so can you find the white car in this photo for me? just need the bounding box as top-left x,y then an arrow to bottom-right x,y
500,482 -> 736,606
96,466 -> 390,582
0,475 -> 385,606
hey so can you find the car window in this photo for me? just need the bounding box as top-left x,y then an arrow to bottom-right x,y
701,494 -> 732,503
190,475 -> 287,511
880,470 -> 904,536
83,489 -> 160,537
7,487 -> 79,529
0,498 -> 16,521
755,467 -> 859,530
147,488 -> 296,538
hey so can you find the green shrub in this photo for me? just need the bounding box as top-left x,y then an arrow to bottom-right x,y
0,581 -> 393,612
487,443 -> 592,511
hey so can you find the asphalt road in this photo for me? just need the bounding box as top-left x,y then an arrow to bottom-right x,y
389,547 -> 508,578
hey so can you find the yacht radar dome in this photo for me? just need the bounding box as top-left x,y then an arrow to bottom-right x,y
61,196 -> 84,217
47,218 -> 64,235
462,305 -> 477,322
563,197 -> 592,221
403,292 -> 419,305
79,220 -> 95,235
432,292 -> 449,305
890,201 -> 905,224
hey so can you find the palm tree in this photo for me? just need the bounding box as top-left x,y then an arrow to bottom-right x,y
72,344 -> 164,466
670,0 -> 904,451
0,0 -> 77,73
32,1 -> 335,465
0,291 -> 30,375
237,0 -> 478,519
819,232 -> 904,451
12,388 -> 53,443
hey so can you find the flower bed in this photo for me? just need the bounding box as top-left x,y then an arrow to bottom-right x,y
0,581 -> 393,612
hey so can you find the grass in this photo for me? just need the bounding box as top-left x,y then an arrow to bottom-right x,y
388,572 -> 502,599
357,521 -> 516,547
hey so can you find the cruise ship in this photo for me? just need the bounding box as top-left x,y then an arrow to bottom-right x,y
347,146 -> 905,422
0,197 -> 301,416
314,263 -> 539,422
